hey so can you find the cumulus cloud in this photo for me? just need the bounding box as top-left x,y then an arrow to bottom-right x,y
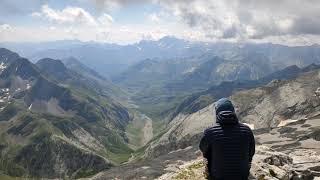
148,13 -> 161,23
0,24 -> 13,32
32,5 -> 98,26
90,0 -> 320,42
157,0 -> 320,40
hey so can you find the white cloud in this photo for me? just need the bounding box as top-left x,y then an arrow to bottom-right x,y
2,0 -> 320,45
0,24 -> 13,32
32,5 -> 98,26
148,13 -> 160,23
31,5 -> 115,30
31,12 -> 41,17
98,13 -> 114,26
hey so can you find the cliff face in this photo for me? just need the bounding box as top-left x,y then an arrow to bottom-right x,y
230,70 -> 320,129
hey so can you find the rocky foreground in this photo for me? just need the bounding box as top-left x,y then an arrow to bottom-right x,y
157,145 -> 320,180
159,118 -> 320,180
85,117 -> 320,180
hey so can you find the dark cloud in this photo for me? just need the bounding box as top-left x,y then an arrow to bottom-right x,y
157,0 -> 320,40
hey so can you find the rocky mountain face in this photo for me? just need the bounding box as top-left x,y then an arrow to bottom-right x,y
143,67 -> 320,158
0,48 -> 133,179
169,64 -> 320,121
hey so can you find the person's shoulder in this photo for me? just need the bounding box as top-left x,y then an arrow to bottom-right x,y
238,122 -> 254,132
203,124 -> 222,135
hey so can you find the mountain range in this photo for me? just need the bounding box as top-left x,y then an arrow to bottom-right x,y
1,37 -> 320,179
111,41 -> 320,123
0,48 -> 134,179
3,37 -> 320,79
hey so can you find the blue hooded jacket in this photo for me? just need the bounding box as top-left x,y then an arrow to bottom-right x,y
200,98 -> 255,180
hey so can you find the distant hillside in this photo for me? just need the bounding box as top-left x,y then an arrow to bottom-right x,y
169,64 -> 320,120
62,57 -> 107,82
36,57 -> 126,101
113,57 -> 200,92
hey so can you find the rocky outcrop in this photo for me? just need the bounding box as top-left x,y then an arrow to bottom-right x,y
156,145 -> 320,180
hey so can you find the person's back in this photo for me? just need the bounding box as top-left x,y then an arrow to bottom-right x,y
200,98 -> 255,180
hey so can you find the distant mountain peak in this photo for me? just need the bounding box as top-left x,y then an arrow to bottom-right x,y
36,58 -> 68,74
37,58 -> 66,70
158,36 -> 185,42
35,58 -> 74,83
137,36 -> 186,46
0,48 -> 21,64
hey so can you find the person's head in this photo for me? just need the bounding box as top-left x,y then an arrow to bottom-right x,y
215,98 -> 235,114
215,98 -> 238,124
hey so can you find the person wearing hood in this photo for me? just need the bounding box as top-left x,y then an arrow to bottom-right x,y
199,98 -> 255,180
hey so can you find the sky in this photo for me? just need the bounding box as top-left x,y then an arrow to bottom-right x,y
0,0 -> 320,45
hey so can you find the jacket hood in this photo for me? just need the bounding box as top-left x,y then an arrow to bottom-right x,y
216,111 -> 239,124
215,98 -> 238,125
